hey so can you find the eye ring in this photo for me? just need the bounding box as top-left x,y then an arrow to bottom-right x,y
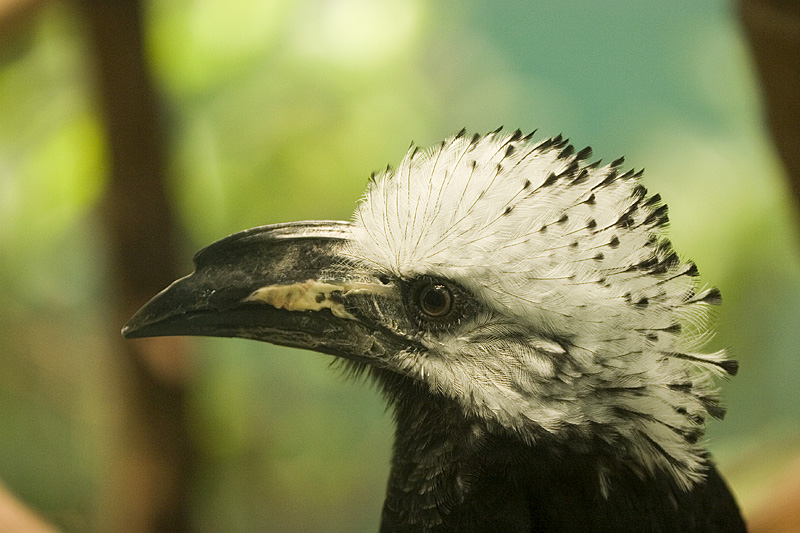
417,282 -> 454,318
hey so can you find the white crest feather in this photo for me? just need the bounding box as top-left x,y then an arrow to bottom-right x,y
347,129 -> 736,489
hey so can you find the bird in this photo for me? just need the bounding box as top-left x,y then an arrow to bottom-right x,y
123,128 -> 746,531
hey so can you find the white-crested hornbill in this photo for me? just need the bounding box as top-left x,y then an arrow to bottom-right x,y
123,129 -> 746,531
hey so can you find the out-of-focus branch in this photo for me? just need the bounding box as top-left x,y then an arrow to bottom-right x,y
0,0 -> 46,51
0,0 -> 45,29
740,0 -> 800,212
740,0 -> 800,528
77,0 -> 195,531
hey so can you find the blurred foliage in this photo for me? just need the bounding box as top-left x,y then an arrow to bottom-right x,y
0,0 -> 798,531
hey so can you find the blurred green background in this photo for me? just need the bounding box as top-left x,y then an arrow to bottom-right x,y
1,0 -> 798,531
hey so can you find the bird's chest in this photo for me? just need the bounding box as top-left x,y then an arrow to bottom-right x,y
381,425 -> 534,532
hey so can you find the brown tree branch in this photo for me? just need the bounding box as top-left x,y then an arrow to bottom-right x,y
77,0 -> 195,531
740,0 -> 800,212
0,0 -> 46,52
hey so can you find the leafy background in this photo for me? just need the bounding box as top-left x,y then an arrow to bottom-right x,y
1,0 -> 798,531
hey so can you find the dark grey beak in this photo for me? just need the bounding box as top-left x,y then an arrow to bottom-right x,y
122,220 -> 403,363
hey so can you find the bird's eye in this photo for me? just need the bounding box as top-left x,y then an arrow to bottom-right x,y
417,282 -> 454,318
406,277 -> 472,328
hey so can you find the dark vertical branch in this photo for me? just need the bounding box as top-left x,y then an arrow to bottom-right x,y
0,0 -> 47,51
78,0 -> 194,531
740,1 -> 800,530
740,0 -> 800,213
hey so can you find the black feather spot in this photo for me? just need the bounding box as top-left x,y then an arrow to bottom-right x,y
523,179 -> 531,189
600,169 -> 619,186
505,144 -> 516,158
636,297 -> 649,307
503,206 -> 513,216
470,133 -> 481,145
645,333 -> 658,342
594,252 -> 604,261
668,382 -> 692,393
645,204 -> 669,226
720,359 -> 739,376
490,125 -> 503,135
701,398 -> 727,420
687,412 -> 705,425
685,430 -> 703,444
572,172 -> 594,187
543,172 -> 559,187
559,161 -> 580,180
609,236 -> 620,248
668,381 -> 692,391
558,144 -> 575,159
539,225 -> 548,233
557,214 -> 569,224
616,213 -> 634,228
570,241 -> 579,248
587,219 -> 597,230
664,251 -> 680,270
455,127 -> 467,139
644,193 -> 662,207
315,293 -> 326,304
583,192 -> 596,204
631,256 -> 658,271
631,184 -> 648,201
329,290 -> 344,304
675,408 -> 705,427
575,146 -> 593,160
653,238 -> 671,253
651,250 -> 679,274
509,129 -> 522,142
611,156 -> 625,167
698,287 -> 722,305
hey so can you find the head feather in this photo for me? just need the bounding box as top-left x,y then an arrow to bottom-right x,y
347,130 -> 735,489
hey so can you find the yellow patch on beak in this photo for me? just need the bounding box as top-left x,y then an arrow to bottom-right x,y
244,280 -> 372,320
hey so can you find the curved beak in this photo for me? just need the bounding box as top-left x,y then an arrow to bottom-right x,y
122,220 -> 403,363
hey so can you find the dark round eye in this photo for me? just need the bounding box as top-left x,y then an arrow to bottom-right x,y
418,282 -> 454,318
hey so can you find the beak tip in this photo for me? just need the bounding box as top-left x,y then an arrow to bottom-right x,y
121,306 -> 157,339
121,319 -> 142,339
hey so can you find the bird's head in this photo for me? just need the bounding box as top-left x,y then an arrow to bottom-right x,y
124,129 -> 736,490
